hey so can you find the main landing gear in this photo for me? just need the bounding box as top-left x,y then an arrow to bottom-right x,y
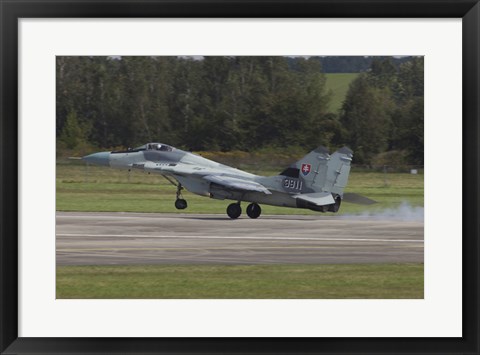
227,203 -> 241,219
246,203 -> 261,219
226,202 -> 261,219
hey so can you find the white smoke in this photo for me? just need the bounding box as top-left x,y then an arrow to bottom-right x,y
344,201 -> 424,222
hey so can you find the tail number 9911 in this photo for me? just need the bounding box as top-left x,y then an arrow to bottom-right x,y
283,178 -> 302,191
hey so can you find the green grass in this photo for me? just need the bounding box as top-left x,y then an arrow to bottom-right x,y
56,163 -> 423,215
56,263 -> 424,299
325,73 -> 360,112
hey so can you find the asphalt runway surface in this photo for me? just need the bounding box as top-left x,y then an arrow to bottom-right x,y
56,212 -> 424,265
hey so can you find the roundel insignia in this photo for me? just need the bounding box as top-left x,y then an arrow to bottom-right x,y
301,163 -> 311,176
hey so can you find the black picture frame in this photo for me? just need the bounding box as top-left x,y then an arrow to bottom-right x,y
1,1 -> 478,354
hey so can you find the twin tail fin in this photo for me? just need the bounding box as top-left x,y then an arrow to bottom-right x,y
280,146 -> 353,197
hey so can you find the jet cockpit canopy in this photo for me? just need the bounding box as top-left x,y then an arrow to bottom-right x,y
136,143 -> 174,152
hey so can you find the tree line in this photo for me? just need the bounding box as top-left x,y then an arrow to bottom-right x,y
57,56 -> 423,165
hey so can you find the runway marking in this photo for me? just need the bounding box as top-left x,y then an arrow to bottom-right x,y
56,214 -> 420,222
56,214 -> 311,219
57,246 -> 337,252
57,233 -> 423,243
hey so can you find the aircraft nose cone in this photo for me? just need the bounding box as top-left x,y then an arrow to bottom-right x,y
82,151 -> 110,166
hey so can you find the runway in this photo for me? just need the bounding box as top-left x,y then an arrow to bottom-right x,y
56,212 -> 424,265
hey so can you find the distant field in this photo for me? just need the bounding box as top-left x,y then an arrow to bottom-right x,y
56,159 -> 423,215
325,73 -> 360,113
57,263 -> 424,299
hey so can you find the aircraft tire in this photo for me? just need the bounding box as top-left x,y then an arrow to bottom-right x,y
227,203 -> 242,219
246,203 -> 261,219
175,199 -> 188,210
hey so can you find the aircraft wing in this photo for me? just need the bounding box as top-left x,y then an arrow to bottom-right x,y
138,162 -> 271,194
292,192 -> 335,206
203,175 -> 272,194
139,162 -> 211,176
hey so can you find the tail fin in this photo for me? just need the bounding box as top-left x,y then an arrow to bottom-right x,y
280,146 -> 353,196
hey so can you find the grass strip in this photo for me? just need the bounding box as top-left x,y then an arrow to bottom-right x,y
56,165 -> 424,215
57,263 -> 423,299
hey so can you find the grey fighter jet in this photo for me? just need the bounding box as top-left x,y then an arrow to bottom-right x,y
83,143 -> 362,219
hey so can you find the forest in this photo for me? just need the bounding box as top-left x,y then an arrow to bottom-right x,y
56,56 -> 424,165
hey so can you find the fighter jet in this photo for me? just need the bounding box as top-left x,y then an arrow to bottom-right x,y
83,143 -> 366,219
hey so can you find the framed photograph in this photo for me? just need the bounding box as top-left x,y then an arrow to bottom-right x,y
1,1 -> 478,354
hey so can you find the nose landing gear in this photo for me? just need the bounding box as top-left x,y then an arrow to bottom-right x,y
175,198 -> 187,210
161,176 -> 188,210
174,183 -> 187,210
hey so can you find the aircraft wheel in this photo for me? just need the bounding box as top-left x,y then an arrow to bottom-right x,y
175,199 -> 188,210
246,203 -> 261,219
227,203 -> 242,219
328,196 -> 341,213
